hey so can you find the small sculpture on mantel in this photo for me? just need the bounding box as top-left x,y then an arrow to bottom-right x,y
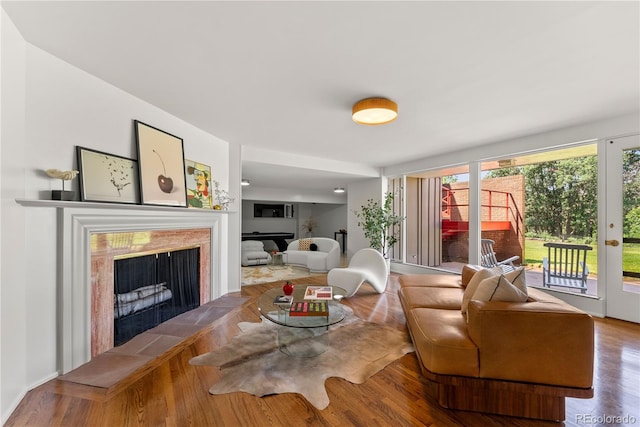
45,169 -> 79,201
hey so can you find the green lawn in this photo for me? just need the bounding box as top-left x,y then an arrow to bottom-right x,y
524,238 -> 640,277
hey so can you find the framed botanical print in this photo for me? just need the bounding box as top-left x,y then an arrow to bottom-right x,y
184,159 -> 213,209
134,120 -> 187,207
76,146 -> 139,204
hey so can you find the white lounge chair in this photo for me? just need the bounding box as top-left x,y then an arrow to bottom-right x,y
327,248 -> 388,297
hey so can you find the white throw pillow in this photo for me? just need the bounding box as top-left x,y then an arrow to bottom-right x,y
472,275 -> 528,304
503,266 -> 527,295
461,268 -> 501,314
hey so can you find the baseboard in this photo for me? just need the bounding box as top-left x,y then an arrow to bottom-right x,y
2,371 -> 59,424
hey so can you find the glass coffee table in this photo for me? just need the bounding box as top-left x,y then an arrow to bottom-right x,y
256,285 -> 347,357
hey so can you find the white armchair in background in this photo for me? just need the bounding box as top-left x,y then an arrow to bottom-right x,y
327,248 -> 388,297
241,240 -> 272,266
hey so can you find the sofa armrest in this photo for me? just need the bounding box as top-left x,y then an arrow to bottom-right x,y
467,300 -> 594,389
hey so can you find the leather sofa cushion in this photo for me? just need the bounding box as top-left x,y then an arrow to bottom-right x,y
399,274 -> 462,289
399,286 -> 464,310
406,308 -> 479,377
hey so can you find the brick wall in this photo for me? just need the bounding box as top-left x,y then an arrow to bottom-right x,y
445,175 -> 525,263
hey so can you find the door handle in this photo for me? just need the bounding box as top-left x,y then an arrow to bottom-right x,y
605,240 -> 620,247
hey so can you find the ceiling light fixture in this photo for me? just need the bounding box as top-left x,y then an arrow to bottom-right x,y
352,97 -> 398,125
241,179 -> 251,186
334,187 -> 345,193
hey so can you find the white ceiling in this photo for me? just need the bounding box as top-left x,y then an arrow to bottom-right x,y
3,1 -> 639,193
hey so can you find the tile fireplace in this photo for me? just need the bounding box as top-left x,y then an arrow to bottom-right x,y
54,204 -> 228,373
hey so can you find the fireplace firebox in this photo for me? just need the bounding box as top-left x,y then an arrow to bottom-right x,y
114,247 -> 201,346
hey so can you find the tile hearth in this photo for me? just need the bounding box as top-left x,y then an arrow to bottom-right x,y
60,294 -> 248,389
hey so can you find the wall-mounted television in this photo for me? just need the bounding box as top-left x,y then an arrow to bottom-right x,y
254,203 -> 293,218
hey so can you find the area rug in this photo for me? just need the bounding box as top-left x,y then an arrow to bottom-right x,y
241,265 -> 313,285
189,305 -> 414,409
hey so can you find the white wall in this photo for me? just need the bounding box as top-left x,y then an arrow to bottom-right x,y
307,203 -> 347,241
384,113 -> 640,177
0,10 -> 238,422
1,9 -> 28,422
347,178 -> 385,257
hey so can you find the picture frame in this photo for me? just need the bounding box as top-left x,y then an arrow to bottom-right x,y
134,120 -> 187,207
76,146 -> 139,204
184,159 -> 213,209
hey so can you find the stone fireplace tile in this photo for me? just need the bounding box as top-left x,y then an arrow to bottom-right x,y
133,334 -> 184,358
147,321 -> 203,338
109,332 -> 175,356
169,306 -> 235,326
60,353 -> 154,389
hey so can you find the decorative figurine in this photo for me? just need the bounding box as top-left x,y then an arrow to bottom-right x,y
45,169 -> 79,201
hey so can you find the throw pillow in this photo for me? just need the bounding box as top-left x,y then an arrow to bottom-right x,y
503,266 -> 527,295
298,239 -> 312,251
472,275 -> 528,304
461,268 -> 501,314
309,243 -> 318,251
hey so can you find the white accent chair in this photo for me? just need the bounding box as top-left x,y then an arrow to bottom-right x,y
327,248 -> 388,297
284,237 -> 340,273
241,240 -> 272,266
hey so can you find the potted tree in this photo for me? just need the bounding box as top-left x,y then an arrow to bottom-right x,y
354,192 -> 404,268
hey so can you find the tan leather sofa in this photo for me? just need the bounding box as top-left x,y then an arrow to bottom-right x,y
398,265 -> 594,421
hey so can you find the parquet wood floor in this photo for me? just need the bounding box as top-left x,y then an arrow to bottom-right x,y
5,274 -> 640,426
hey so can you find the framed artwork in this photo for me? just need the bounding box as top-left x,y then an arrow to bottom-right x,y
134,120 -> 187,207
185,159 -> 213,209
76,146 -> 139,204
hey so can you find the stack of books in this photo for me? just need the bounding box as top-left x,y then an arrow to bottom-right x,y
289,300 -> 329,317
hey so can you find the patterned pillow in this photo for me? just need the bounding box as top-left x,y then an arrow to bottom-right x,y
472,275 -> 528,304
503,266 -> 527,295
298,239 -> 312,251
461,268 -> 500,314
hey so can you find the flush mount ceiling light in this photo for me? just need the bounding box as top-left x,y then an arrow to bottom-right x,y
352,97 -> 398,125
241,179 -> 251,186
334,187 -> 345,193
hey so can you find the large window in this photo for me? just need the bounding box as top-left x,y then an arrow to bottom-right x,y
397,144 -> 600,292
481,144 -> 598,296
402,166 -> 470,273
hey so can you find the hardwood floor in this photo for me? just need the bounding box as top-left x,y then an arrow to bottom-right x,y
5,274 -> 640,426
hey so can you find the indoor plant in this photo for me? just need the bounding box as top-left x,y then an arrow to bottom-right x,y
354,192 -> 404,259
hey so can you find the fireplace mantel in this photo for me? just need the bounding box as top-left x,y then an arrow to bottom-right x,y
15,198 -> 235,214
16,198 -> 232,373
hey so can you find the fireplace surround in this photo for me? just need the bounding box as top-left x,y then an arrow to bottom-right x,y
12,200 -> 233,374
96,231 -> 208,354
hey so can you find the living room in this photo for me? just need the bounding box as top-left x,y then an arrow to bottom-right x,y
1,1 -> 639,425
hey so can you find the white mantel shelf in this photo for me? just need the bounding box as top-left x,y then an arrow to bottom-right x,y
15,198 -> 236,214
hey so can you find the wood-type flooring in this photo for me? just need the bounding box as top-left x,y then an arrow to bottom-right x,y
5,274 -> 640,426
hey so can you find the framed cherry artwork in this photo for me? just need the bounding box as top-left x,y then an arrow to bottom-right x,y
134,120 -> 187,207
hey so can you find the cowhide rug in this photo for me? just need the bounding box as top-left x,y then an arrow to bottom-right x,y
189,305 -> 414,409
